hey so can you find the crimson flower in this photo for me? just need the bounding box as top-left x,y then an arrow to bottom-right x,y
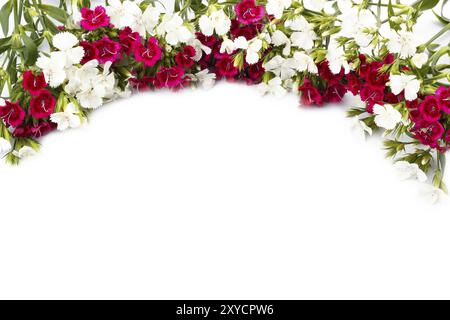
0,100 -> 26,127
134,37 -> 162,67
22,70 -> 47,95
299,78 -> 323,106
80,6 -> 110,30
419,96 -> 441,122
155,66 -> 185,88
216,55 -> 239,78
80,41 -> 99,65
30,91 -> 56,119
119,27 -> 141,56
323,83 -> 347,103
413,120 -> 444,147
436,86 -> 450,113
95,37 -> 121,64
175,46 -> 196,69
235,0 -> 265,25
406,99 -> 422,123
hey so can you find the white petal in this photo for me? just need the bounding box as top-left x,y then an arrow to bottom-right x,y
53,32 -> 78,51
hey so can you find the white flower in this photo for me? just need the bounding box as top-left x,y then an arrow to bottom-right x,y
303,0 -> 326,11
257,77 -> 287,98
220,38 -> 236,54
326,41 -> 350,74
65,60 -> 100,95
393,161 -> 427,182
266,0 -> 292,19
245,39 -> 263,65
52,32 -> 84,67
199,10 -> 231,36
350,117 -> 372,140
194,70 -> 216,89
389,74 -> 420,101
291,52 -> 318,74
420,184 -> 445,204
0,137 -> 12,154
97,62 -> 117,100
285,16 -> 317,50
187,38 -> 212,61
264,56 -> 296,80
106,0 -> 127,28
157,13 -> 192,45
13,146 -> 36,159
142,5 -> 161,35
373,104 -> 402,130
387,26 -> 417,59
411,53 -> 428,69
50,103 -> 82,131
271,30 -> 291,56
122,1 -> 147,35
77,87 -> 105,109
339,8 -> 376,48
36,52 -> 67,88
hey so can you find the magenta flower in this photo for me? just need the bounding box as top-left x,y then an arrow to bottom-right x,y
30,91 -> 56,119
436,86 -> 450,113
175,46 -> 196,69
235,0 -> 265,25
419,96 -> 441,122
22,70 -> 47,95
95,37 -> 121,64
299,78 -> 323,106
119,27 -> 141,56
0,100 -> 25,127
413,120 -> 445,147
216,55 -> 239,78
134,37 -> 162,67
80,6 -> 110,30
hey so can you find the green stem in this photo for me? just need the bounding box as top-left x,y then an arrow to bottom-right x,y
424,23 -> 450,47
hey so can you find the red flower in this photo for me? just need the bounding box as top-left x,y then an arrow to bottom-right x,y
436,86 -> 450,113
80,6 -> 110,30
419,96 -> 441,122
230,20 -> 260,40
30,91 -> 56,119
406,99 -> 422,123
0,100 -> 25,127
345,72 -> 361,96
80,41 -> 99,65
129,77 -> 151,91
360,85 -> 384,113
323,82 -> 347,103
413,120 -> 444,147
365,64 -> 389,90
235,0 -> 265,25
14,122 -> 56,138
95,37 -> 121,64
22,70 -> 47,95
299,78 -> 323,106
134,37 -> 162,67
246,61 -> 264,83
195,32 -> 219,48
175,46 -> 196,69
155,66 -> 185,88
216,55 -> 239,78
119,27 -> 141,55
318,61 -> 343,84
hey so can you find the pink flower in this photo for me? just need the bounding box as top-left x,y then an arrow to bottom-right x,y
134,37 -> 162,67
95,37 -> 121,64
80,6 -> 110,30
299,78 -> 323,106
80,41 -> 99,65
155,66 -> 185,88
413,120 -> 444,147
30,91 -> 56,119
235,0 -> 265,25
175,46 -> 196,69
22,70 -> 47,95
216,55 -> 239,78
436,86 -> 450,113
0,100 -> 25,127
419,96 -> 441,122
119,27 -> 141,56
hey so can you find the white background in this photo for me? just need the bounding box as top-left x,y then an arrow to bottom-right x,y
1,0 -> 450,300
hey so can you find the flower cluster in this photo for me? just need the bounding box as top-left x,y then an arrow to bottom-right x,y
0,0 -> 449,202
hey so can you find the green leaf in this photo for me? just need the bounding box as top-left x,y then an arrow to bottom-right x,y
414,0 -> 440,11
38,4 -> 68,24
0,0 -> 13,36
433,10 -> 450,25
21,33 -> 38,65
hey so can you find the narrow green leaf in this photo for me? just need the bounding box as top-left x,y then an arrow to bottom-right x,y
414,0 -> 440,11
0,0 -> 13,36
21,33 -> 38,65
38,4 -> 68,24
